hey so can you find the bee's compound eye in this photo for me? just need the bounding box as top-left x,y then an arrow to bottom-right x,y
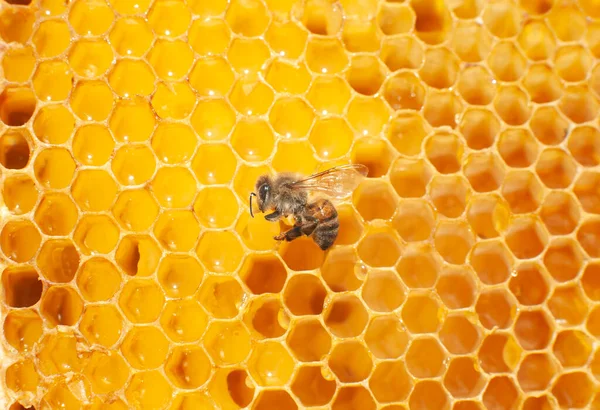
259,184 -> 270,199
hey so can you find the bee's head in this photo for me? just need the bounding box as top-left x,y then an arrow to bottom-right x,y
249,175 -> 272,217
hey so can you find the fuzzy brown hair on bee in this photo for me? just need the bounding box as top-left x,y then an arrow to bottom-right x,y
249,164 -> 368,251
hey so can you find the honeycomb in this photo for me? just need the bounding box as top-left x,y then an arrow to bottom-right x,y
1,0 -> 600,408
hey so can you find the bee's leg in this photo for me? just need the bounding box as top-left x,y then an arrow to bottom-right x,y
264,210 -> 282,222
274,226 -> 303,241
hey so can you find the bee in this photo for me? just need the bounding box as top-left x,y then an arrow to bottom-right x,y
249,164 -> 369,251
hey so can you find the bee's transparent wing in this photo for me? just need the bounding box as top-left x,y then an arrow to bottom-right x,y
285,164 -> 369,198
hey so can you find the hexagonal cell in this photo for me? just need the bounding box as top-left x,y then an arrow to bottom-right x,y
543,238 -> 584,282
529,107 -> 569,148
482,376 -> 519,410
248,341 -> 295,387
314,247 -> 360,292
463,152 -> 505,193
345,55 -> 386,96
34,147 -> 76,189
521,64 -> 563,105
381,35 -> 423,71
470,240 -> 513,285
494,85 -> 532,126
118,279 -> 165,324
115,235 -> 161,277
548,285 -> 589,326
34,193 -> 78,236
291,365 -> 336,407
436,266 -> 477,309
452,19 -> 493,62
589,306 -> 600,338
161,299 -> 209,343
574,171 -> 600,215
522,396 -> 557,410
37,331 -> 83,375
539,193 -> 579,236
517,18 -> 556,60
227,37 -> 270,74
409,380 -> 450,410
112,189 -> 159,233
120,325 -> 169,370
358,225 -> 402,268
269,98 -> 314,140
5,359 -> 39,394
475,289 -> 515,330
406,337 -> 446,379
231,118 -> 274,162
369,361 -> 414,404
208,368 -> 254,409
2,175 -> 38,216
309,117 -> 353,160
350,136 -> 394,177
0,87 -> 36,126
341,16 -> 380,52
150,166 -> 197,209
497,128 -> 539,169
425,131 -> 463,174
147,0 -> 191,37
272,140 -> 318,175
434,220 -> 474,265
479,333 -> 522,374
33,105 -> 74,146
353,180 -> 397,222
560,85 -> 600,124
203,321 -> 251,365
188,18 -> 230,56
2,46 -> 35,83
505,215 -> 549,260
244,296 -> 287,339
197,275 -> 244,319
514,310 -> 553,350
457,65 -> 496,105
68,0 -> 114,35
151,82 -> 195,120
109,98 -> 156,143
517,353 -> 558,392
428,175 -> 470,218
423,90 -> 463,128
197,231 -> 244,273
390,158 -> 433,198
153,210 -> 200,252
189,57 -> 235,97
583,262 -> 600,301
568,125 -> 600,167
0,220 -> 40,263
364,315 -> 409,360
109,17 -> 153,57
402,292 -> 442,334
71,170 -> 118,213
254,390 -> 297,410
279,236 -> 325,271
323,294 -> 368,338
193,187 -> 238,230
444,357 -> 485,398
508,262 -> 549,306
192,144 -> 236,185
383,72 -> 426,111
328,340 -> 372,383
393,199 -> 436,242
32,60 -> 73,102
237,253 -> 286,295
79,304 -> 123,348
37,239 -> 79,283
70,81 -> 114,121
440,315 -> 480,355
554,45 -> 592,83
306,75 -> 351,115
108,59 -> 155,98
165,345 -> 211,389
40,286 -> 83,327
265,61 -> 311,95
460,108 -> 501,150
72,124 -> 114,166
147,40 -> 193,81
83,350 -> 129,395
535,149 -> 577,191
552,372 -> 595,409
3,309 -> 43,352
31,19 -> 68,57
157,254 -> 203,299
578,218 -> 600,257
76,257 -> 121,302
286,318 -> 331,362
40,381 -> 80,409
305,36 -> 348,74
553,330 -> 593,368
125,371 -> 173,410
396,244 -> 440,288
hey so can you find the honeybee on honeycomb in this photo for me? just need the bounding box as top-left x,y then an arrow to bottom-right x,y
249,164 -> 369,250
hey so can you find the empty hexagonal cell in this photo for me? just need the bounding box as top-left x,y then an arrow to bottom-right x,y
118,279 -> 165,324
459,109 -> 501,152
197,231 -> 244,273
554,330 -> 593,368
153,210 -> 200,252
508,262 -> 549,306
409,380 -> 450,410
560,85 -> 600,124
544,238 -> 584,282
390,158 -> 433,198
286,318 -> 331,362
0,220 -> 40,263
429,175 -> 470,218
424,90 -> 464,129
457,65 -> 496,105
364,315 -> 409,360
583,262 -> 600,301
521,64 -> 563,105
497,128 -> 539,168
291,365 -> 336,407
358,225 -> 402,268
397,243 -> 441,288
3,309 -> 42,353
318,247 -> 365,292
161,299 -> 208,343
568,125 -> 600,167
208,368 -> 254,409
475,289 -> 515,330
505,215 -> 549,260
436,266 -> 477,309
574,171 -> 600,215
108,59 -> 156,98
353,180 -> 397,222
197,275 -> 244,319
392,199 -> 435,243
238,253 -> 287,295
552,372 -> 595,408
424,131 -> 462,174
444,357 -> 485,398
529,107 -> 568,148
344,55 -> 386,96
350,137 -> 393,177
125,371 -> 173,410
328,340 -> 372,383
32,60 -> 73,102
79,304 -> 123,348
203,321 -> 251,365
165,345 -> 211,389
2,266 -> 42,310
540,192 -> 580,236
535,149 -> 577,191
244,296 -> 288,339
406,337 -> 446,378
522,396 -> 558,410
470,240 -> 513,285
278,236 -> 325,271
370,360 -> 414,404
479,333 -> 522,374
115,235 -> 160,277
578,218 -> 600,257
147,0 -> 191,37
467,194 -> 510,240
452,19 -> 493,62
464,152 -> 505,193
515,310 -> 553,350
548,285 -> 589,326
109,17 -> 153,57
324,294 -> 368,338
33,104 -> 74,145
76,258 -> 121,302
434,220 -> 474,265
0,86 -> 36,127
383,71 -> 426,111
120,325 -> 169,370
494,85 -> 532,126
419,47 -> 459,89
41,285 -> 83,327
248,341 -> 295,387
440,315 -> 480,355
482,376 -> 519,410
517,353 -> 558,393
254,390 -> 297,410
402,292 -> 442,334
70,81 -> 114,121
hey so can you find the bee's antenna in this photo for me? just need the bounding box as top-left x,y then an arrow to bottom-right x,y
249,193 -> 256,218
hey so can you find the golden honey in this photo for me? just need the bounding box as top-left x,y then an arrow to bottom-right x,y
1,0 -> 600,409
